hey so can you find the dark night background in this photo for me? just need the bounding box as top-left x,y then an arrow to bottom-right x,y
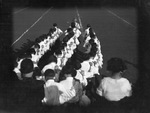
1,0 -> 150,112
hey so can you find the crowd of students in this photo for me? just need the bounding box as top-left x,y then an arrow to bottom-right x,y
11,20 -> 132,113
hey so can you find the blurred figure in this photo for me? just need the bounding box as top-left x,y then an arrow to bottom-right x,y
53,23 -> 63,36
84,24 -> 91,37
72,18 -> 80,30
42,68 -> 79,106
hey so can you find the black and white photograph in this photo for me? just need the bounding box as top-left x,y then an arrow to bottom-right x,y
1,0 -> 150,113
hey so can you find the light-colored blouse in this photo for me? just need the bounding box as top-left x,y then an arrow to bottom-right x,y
97,77 -> 132,101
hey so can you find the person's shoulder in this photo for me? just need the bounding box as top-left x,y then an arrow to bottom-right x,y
102,77 -> 111,81
120,77 -> 130,83
118,77 -> 131,87
101,77 -> 113,84
59,79 -> 67,84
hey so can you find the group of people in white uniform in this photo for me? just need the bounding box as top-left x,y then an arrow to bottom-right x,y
13,19 -> 132,110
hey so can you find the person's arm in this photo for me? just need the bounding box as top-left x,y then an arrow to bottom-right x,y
122,79 -> 132,97
96,85 -> 103,96
58,28 -> 63,35
96,79 -> 105,96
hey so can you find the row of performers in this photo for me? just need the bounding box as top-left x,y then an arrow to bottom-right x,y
13,21 -> 103,89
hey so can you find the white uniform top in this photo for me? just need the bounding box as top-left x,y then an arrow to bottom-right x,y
43,79 -> 76,105
75,70 -> 88,86
59,77 -> 76,104
55,27 -> 63,36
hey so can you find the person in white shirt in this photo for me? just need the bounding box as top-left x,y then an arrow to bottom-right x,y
53,23 -> 63,36
42,69 -> 77,106
42,69 -> 61,105
97,57 -> 132,101
59,65 -> 82,104
60,65 -> 75,90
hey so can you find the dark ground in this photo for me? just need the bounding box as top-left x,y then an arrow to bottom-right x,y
1,0 -> 150,113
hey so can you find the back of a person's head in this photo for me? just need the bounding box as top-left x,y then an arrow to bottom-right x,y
63,65 -> 74,75
55,49 -> 62,56
89,39 -> 94,45
27,48 -> 36,55
35,38 -> 41,43
74,60 -> 81,70
53,23 -> 57,27
107,57 -> 127,73
48,55 -> 57,64
72,69 -> 77,78
60,42 -> 67,50
90,32 -> 95,39
34,43 -> 40,49
71,22 -> 75,28
44,69 -> 55,80
87,24 -> 91,28
33,67 -> 42,78
40,34 -> 46,41
20,53 -> 31,59
53,28 -> 56,32
20,58 -> 33,74
67,28 -> 73,33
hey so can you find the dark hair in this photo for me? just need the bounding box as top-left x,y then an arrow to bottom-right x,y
26,48 -> 35,55
67,28 -> 73,33
89,39 -> 94,45
63,35 -> 70,43
60,42 -> 67,50
53,23 -> 57,27
20,58 -> 33,74
72,69 -> 77,77
55,49 -> 62,56
87,24 -> 91,28
107,57 -> 127,73
33,67 -> 41,78
53,28 -> 56,32
39,34 -> 47,41
48,55 -> 57,64
89,28 -> 96,38
49,28 -> 54,34
74,60 -> 81,70
35,38 -> 41,43
92,43 -> 97,47
90,33 -> 96,39
44,69 -> 55,79
34,43 -> 40,49
63,65 -> 74,75
71,22 -> 75,28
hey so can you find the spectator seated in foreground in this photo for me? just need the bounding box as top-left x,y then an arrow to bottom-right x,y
97,57 -> 132,101
42,68 -> 80,106
12,58 -> 44,112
